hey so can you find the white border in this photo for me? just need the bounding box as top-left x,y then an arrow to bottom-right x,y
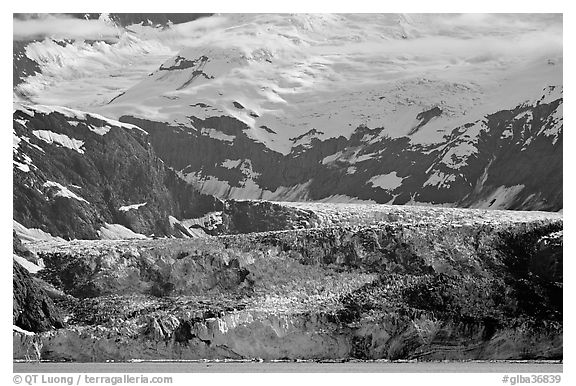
2,4 -> 571,385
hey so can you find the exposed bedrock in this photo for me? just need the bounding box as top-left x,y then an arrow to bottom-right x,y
13,106 -> 221,240
14,217 -> 562,361
13,260 -> 64,333
220,200 -> 320,234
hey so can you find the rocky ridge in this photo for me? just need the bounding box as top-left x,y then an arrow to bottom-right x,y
13,103 -> 221,240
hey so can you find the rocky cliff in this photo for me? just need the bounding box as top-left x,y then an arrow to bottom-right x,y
13,103 -> 221,240
13,203 -> 562,361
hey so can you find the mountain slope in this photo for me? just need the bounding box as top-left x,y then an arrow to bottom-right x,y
12,14 -> 563,212
119,86 -> 562,211
97,14 -> 561,153
13,103 -> 221,240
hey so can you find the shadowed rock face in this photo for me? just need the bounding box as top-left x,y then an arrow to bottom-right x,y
13,106 -> 221,240
15,208 -> 562,361
13,231 -> 34,261
220,200 -> 319,234
409,106 -> 442,135
13,261 -> 64,333
13,40 -> 40,88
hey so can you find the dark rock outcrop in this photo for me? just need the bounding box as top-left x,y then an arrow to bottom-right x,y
221,200 -> 319,234
13,231 -> 34,261
13,40 -> 40,88
13,105 -> 221,240
409,106 -> 442,135
13,260 -> 63,333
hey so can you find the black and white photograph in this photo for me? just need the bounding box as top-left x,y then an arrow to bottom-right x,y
8,6 -> 567,383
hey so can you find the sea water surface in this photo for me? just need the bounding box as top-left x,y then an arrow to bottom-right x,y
14,360 -> 563,373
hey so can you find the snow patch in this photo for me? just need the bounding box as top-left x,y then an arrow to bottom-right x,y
500,128 -> 513,139
539,103 -> 562,145
423,171 -> 457,189
168,216 -> 209,238
200,128 -> 235,142
32,130 -> 85,154
15,118 -> 29,126
119,202 -> 147,212
15,102 -> 147,134
42,181 -> 89,203
13,131 -> 22,151
88,124 -> 111,136
13,254 -> 43,274
13,161 -> 31,173
182,170 -> 312,201
368,172 -> 404,191
13,220 -> 65,243
322,151 -> 343,165
239,159 -> 260,180
316,195 -> 377,204
514,110 -> 533,122
349,152 -> 380,164
13,152 -> 35,173
440,143 -> 478,169
98,223 -> 148,240
20,136 -> 45,153
539,85 -> 563,105
221,159 -> 242,169
13,325 -> 35,336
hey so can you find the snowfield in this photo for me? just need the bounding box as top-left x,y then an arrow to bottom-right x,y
14,14 -> 562,156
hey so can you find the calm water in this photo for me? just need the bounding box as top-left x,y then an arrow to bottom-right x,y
14,361 -> 563,373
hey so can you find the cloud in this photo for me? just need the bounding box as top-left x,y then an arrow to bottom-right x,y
157,13 -> 562,69
13,14 -> 121,41
15,34 -> 175,109
156,13 -> 562,93
14,13 -> 563,123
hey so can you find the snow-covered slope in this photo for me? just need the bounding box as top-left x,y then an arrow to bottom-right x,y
14,35 -> 175,110
94,14 -> 562,155
15,14 -> 562,154
13,14 -> 562,211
